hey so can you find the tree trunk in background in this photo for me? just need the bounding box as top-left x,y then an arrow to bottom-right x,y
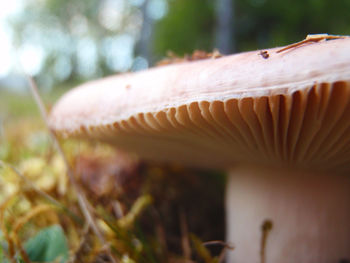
215,0 -> 234,54
135,0 -> 154,63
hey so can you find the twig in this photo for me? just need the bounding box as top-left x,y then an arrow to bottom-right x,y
0,160 -> 82,223
10,205 -> 53,263
148,207 -> 168,260
276,34 -> 349,53
190,234 -> 213,263
0,192 -> 18,263
26,76 -> 118,263
179,210 -> 191,261
67,223 -> 91,263
202,240 -> 234,263
117,195 -> 152,229
202,240 -> 234,248
12,204 -> 54,233
11,204 -> 54,263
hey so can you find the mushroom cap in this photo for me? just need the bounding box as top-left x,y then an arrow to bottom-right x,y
49,38 -> 350,172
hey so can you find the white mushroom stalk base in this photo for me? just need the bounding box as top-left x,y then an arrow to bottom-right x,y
226,166 -> 350,263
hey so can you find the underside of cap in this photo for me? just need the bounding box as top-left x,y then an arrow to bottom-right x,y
49,38 -> 350,172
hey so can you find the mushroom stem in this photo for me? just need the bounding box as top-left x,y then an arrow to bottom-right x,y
226,166 -> 350,263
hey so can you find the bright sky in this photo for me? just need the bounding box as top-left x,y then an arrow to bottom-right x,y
0,0 -> 24,77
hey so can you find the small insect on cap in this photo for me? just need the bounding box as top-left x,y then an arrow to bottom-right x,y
49,37 -> 350,172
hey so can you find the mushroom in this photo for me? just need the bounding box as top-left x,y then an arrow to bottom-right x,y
49,37 -> 350,262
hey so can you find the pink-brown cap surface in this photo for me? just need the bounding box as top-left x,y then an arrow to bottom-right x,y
49,38 -> 350,171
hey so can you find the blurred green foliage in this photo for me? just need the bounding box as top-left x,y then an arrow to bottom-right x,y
154,0 -> 215,56
154,0 -> 350,55
0,87 -> 66,118
234,0 -> 350,50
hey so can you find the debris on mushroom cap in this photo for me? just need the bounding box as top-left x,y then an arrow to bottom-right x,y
49,38 -> 350,172
156,49 -> 222,66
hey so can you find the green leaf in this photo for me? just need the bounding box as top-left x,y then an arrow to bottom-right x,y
24,225 -> 69,263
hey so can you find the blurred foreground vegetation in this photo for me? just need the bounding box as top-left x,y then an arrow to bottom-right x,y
0,91 -> 226,262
